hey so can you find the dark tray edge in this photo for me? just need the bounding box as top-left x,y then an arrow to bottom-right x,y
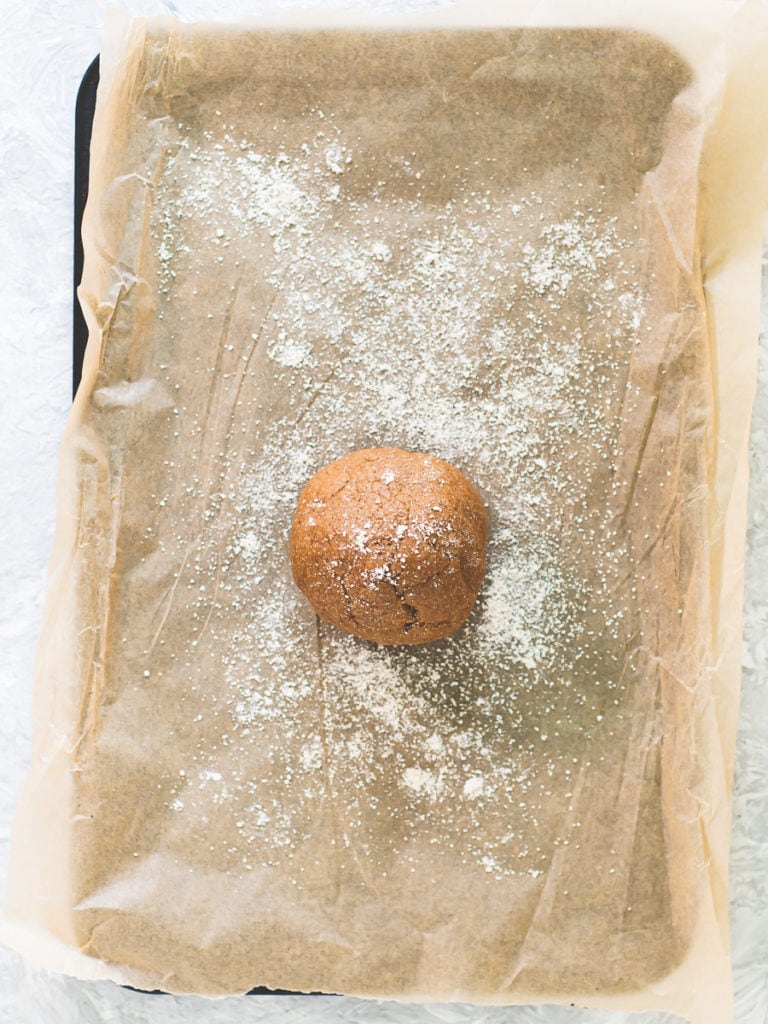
74,56 -> 99,399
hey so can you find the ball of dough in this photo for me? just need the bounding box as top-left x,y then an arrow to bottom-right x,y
289,448 -> 488,645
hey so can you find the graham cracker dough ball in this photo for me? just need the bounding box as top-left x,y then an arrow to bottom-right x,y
290,448 -> 488,645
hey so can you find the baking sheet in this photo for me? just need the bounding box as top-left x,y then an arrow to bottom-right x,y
1,2 -> 768,1024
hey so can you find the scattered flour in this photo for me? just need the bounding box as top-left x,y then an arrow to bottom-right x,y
145,108 -> 647,882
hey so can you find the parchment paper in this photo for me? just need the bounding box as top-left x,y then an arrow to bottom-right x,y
3,2 -> 768,1022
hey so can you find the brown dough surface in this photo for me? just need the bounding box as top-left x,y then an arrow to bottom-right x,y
290,448 -> 488,644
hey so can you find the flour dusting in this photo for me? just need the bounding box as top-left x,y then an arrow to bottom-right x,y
146,108 -> 648,884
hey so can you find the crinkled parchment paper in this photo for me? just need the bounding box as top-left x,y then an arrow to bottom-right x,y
3,2 -> 768,1021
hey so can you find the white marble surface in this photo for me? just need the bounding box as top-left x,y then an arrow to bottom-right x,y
0,1 -> 766,1021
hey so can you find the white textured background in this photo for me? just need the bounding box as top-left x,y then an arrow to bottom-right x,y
0,1 -> 766,1022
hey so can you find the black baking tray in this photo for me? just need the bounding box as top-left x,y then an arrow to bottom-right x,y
74,58 -> 329,1001
73,57 -> 99,398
